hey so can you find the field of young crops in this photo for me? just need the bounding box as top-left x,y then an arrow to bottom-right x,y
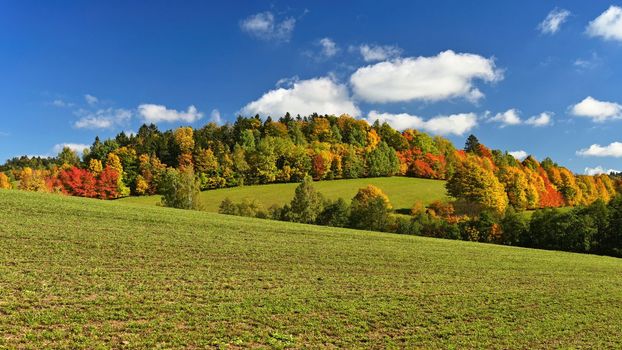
2,189 -> 622,348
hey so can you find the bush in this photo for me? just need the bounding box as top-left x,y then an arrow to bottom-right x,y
499,208 -> 528,246
317,198 -> 350,227
218,198 -> 267,218
527,209 -> 596,253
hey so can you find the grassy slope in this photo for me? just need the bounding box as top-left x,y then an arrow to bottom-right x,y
119,176 -> 448,213
1,190 -> 622,349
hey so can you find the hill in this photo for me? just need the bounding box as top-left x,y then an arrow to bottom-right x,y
119,176 -> 448,213
1,189 -> 622,348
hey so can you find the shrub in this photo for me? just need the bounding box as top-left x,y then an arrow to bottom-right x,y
317,198 -> 350,227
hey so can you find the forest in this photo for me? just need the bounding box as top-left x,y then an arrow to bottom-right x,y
1,113 -> 618,214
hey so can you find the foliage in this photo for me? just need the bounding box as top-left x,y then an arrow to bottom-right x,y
349,185 -> 392,231
159,168 -> 202,210
0,172 -> 11,189
285,175 -> 325,224
446,158 -> 508,214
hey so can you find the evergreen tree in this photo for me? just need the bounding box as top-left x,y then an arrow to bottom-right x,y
287,175 -> 325,224
464,134 -> 481,154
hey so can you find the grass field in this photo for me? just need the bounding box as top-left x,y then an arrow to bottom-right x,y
120,176 -> 448,213
2,189 -> 622,348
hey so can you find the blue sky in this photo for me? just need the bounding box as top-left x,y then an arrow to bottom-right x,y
1,1 -> 622,174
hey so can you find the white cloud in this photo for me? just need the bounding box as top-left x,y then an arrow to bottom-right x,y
574,52 -> 602,71
509,150 -> 529,161
52,99 -> 73,107
318,38 -> 339,58
525,112 -> 553,127
358,44 -> 402,62
489,109 -> 521,127
570,96 -> 622,122
350,50 -> 502,103
240,11 -> 295,42
584,166 -> 621,175
241,77 -> 360,117
84,94 -> 98,105
53,143 -> 90,155
210,109 -> 223,125
74,108 -> 132,129
365,110 -> 477,136
577,142 -> 622,157
587,6 -> 622,42
138,104 -> 203,124
538,8 -> 571,34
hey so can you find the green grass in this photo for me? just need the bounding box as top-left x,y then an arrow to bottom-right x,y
1,189 -> 622,348
120,176 -> 448,213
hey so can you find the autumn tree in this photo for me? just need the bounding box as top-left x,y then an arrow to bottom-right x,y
446,158 -> 508,214
349,185 -> 393,231
0,173 -> 11,189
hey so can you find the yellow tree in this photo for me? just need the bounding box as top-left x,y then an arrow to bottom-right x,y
89,159 -> 103,174
446,158 -> 508,214
0,173 -> 11,189
106,153 -> 130,197
174,127 -> 195,169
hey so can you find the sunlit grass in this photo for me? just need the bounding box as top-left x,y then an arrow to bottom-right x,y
1,189 -> 621,348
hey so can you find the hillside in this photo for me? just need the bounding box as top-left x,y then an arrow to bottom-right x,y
119,176 -> 448,213
1,190 -> 622,348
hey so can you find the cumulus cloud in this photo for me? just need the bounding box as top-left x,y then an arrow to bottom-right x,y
509,150 -> 529,161
570,96 -> 622,122
538,8 -> 571,34
241,77 -> 360,117
210,109 -> 223,125
240,11 -> 295,42
488,109 -> 521,127
350,50 -> 502,103
584,166 -> 621,175
525,112 -> 553,126
138,104 -> 203,124
358,44 -> 402,62
53,143 -> 90,154
318,38 -> 339,58
365,110 -> 477,136
587,6 -> 622,42
577,142 -> 622,157
74,108 -> 132,129
84,94 -> 98,105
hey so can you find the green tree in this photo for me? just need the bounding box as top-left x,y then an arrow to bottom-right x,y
57,147 -> 80,167
317,198 -> 350,227
464,134 -> 481,154
366,141 -> 400,177
286,175 -> 325,224
159,168 -> 202,210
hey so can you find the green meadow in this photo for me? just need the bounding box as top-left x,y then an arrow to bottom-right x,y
119,176 -> 448,213
1,189 -> 622,348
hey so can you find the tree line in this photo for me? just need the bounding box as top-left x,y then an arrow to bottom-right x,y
1,113 -> 619,214
219,176 -> 622,258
